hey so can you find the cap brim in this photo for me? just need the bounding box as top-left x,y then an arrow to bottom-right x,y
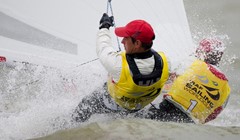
115,27 -> 129,37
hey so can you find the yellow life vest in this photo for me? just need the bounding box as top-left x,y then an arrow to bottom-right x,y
108,51 -> 169,110
167,60 -> 231,123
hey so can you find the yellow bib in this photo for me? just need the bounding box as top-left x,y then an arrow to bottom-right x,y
168,60 -> 230,123
108,52 -> 169,110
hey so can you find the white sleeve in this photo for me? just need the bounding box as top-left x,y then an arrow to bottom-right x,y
96,29 -> 122,82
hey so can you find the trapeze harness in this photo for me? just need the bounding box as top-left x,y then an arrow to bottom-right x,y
107,50 -> 169,110
165,60 -> 231,124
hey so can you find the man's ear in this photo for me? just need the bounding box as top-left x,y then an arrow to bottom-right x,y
135,40 -> 142,48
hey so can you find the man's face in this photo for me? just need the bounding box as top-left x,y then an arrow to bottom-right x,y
121,37 -> 138,54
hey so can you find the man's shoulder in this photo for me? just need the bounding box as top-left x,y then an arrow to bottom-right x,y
207,64 -> 228,81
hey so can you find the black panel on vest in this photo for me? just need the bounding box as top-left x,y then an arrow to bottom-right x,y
126,49 -> 163,86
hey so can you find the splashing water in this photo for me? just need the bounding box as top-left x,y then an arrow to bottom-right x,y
0,61 -> 107,139
1,42 -> 240,140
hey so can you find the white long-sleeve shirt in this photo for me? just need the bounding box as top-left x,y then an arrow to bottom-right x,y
96,28 -> 171,82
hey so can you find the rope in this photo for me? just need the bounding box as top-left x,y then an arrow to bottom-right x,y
72,0 -> 121,68
106,0 -> 121,52
75,58 -> 99,67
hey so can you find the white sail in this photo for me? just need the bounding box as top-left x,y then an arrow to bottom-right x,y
0,0 -> 194,69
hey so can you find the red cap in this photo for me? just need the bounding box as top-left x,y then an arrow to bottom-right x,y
0,56 -> 6,62
115,20 -> 155,43
195,38 -> 225,65
198,38 -> 224,53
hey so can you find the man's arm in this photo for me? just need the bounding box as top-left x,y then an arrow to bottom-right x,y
96,29 -> 122,82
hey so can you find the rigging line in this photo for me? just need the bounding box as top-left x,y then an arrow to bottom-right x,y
69,1 -> 120,73
106,0 -> 121,52
65,1 -> 127,73
107,0 -> 114,17
65,58 -> 99,77
8,75 -> 45,92
75,58 -> 99,68
67,1 -> 119,75
65,1 -> 115,73
70,1 -> 117,70
8,79 -> 40,92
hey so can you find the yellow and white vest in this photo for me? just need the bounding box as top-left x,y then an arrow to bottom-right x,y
167,60 -> 230,123
108,52 -> 169,110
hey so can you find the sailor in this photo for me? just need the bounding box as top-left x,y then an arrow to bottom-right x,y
139,38 -> 231,124
72,13 -> 171,122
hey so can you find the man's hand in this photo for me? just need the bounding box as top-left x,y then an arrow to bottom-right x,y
99,13 -> 114,29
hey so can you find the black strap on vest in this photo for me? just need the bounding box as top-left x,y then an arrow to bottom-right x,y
126,49 -> 163,86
